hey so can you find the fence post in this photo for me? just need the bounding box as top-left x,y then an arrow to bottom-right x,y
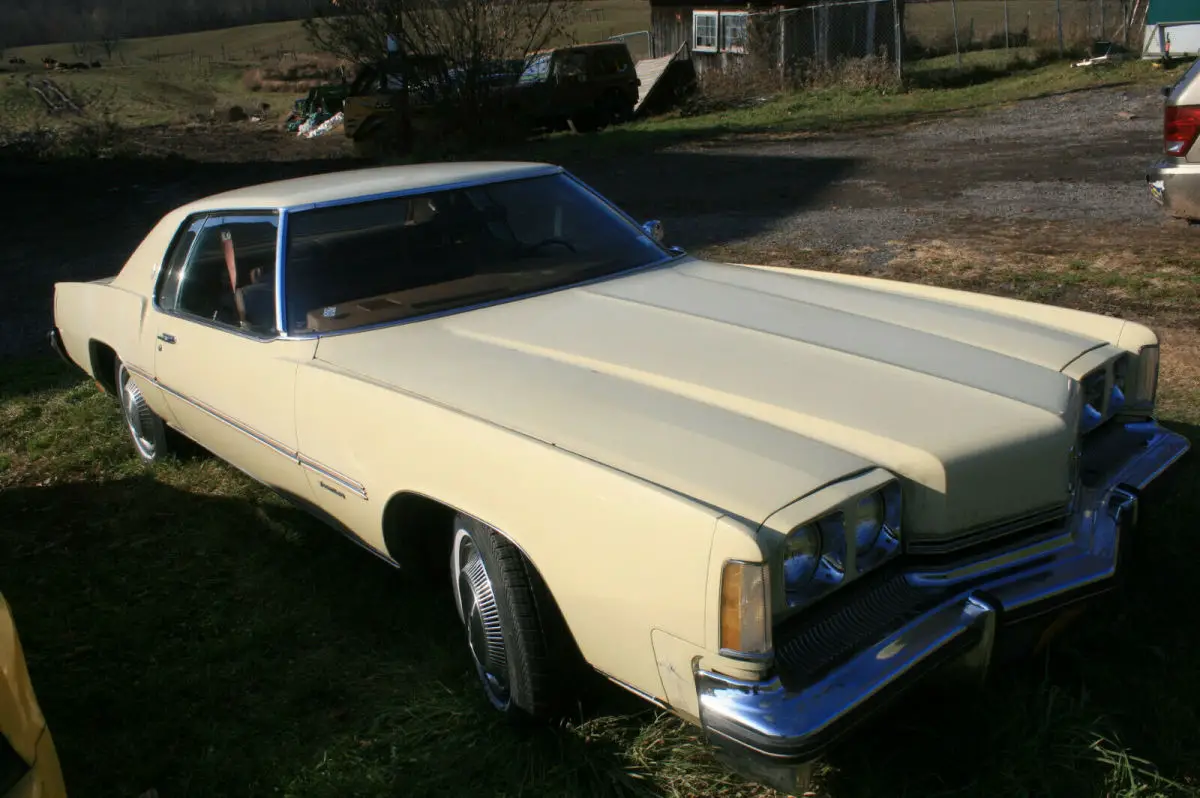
779,9 -> 786,78
1004,0 -> 1010,48
951,0 -> 962,67
1056,0 -> 1065,55
893,0 -> 904,80
813,6 -> 819,59
820,0 -> 830,65
866,0 -> 877,57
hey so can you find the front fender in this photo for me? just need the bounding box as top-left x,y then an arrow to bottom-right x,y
293,361 -> 726,704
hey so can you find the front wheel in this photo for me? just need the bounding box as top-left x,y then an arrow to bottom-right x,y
450,514 -> 571,719
116,361 -> 169,464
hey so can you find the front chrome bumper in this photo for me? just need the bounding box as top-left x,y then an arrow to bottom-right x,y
1147,159 -> 1200,221
695,419 -> 1190,794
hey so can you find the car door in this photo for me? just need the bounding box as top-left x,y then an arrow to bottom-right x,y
151,211 -> 316,501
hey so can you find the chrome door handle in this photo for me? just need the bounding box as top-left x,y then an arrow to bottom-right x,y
157,333 -> 176,344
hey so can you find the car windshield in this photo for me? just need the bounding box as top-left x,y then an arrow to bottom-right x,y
283,172 -> 669,334
518,53 -> 552,85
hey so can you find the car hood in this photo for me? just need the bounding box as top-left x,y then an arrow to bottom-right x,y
314,259 -> 1102,541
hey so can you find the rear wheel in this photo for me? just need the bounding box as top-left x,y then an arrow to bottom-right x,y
450,514 -> 571,719
608,92 -> 635,126
116,361 -> 169,464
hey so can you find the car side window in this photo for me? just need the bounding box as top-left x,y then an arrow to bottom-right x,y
156,218 -> 205,313
172,215 -> 280,336
554,51 -> 588,81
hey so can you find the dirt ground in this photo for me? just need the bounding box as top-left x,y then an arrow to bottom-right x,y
3,82 -> 1194,360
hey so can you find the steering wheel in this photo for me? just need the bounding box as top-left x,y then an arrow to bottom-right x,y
523,237 -> 577,254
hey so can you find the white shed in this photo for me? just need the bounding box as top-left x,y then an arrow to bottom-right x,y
1142,0 -> 1200,58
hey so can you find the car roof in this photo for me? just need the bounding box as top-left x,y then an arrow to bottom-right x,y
179,161 -> 563,213
528,41 -> 629,56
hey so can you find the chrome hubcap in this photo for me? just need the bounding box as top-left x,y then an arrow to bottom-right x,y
120,367 -> 157,460
452,529 -> 509,709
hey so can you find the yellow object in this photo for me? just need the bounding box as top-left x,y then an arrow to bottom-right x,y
0,594 -> 67,798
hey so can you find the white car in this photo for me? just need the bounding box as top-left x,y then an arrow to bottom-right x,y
1148,56 -> 1200,220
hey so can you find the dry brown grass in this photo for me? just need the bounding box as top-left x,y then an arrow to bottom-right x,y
242,51 -> 349,92
795,54 -> 902,90
684,54 -> 900,117
878,225 -> 1200,329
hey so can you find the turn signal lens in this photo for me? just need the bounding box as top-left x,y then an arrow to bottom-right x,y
719,561 -> 771,657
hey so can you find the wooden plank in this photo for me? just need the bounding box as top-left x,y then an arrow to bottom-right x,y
634,42 -> 688,111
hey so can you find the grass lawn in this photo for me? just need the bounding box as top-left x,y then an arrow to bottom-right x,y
2,232 -> 1198,796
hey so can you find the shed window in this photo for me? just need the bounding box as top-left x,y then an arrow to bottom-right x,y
693,11 -> 718,51
721,12 -> 748,53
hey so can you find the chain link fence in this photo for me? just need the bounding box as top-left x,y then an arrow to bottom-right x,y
775,0 -> 898,66
904,0 -> 1144,62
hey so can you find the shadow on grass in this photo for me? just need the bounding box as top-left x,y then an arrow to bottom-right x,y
0,472 -> 658,798
0,354 -> 86,401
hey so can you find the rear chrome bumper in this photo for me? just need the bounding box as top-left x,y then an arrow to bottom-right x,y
46,328 -> 71,366
695,419 -> 1190,794
1146,159 -> 1200,221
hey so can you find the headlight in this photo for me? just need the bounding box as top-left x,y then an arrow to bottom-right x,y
783,523 -> 822,587
1080,369 -> 1107,432
783,481 -> 903,609
1110,353 -> 1128,413
1133,344 -> 1159,408
852,492 -> 884,553
857,481 -> 902,572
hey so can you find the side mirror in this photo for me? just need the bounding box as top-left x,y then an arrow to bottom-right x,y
642,219 -> 664,243
1162,85 -> 1172,97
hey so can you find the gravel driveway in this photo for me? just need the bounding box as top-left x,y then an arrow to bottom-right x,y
1,81 -> 1180,359
572,81 -> 1175,260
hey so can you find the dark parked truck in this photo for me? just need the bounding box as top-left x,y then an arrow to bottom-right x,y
508,41 -> 640,132
343,42 -> 640,154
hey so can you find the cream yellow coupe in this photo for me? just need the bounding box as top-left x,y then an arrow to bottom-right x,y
48,162 -> 1190,792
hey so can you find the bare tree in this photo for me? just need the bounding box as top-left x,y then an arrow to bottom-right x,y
303,0 -> 575,149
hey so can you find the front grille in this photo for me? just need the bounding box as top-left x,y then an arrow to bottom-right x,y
773,569 -> 935,691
